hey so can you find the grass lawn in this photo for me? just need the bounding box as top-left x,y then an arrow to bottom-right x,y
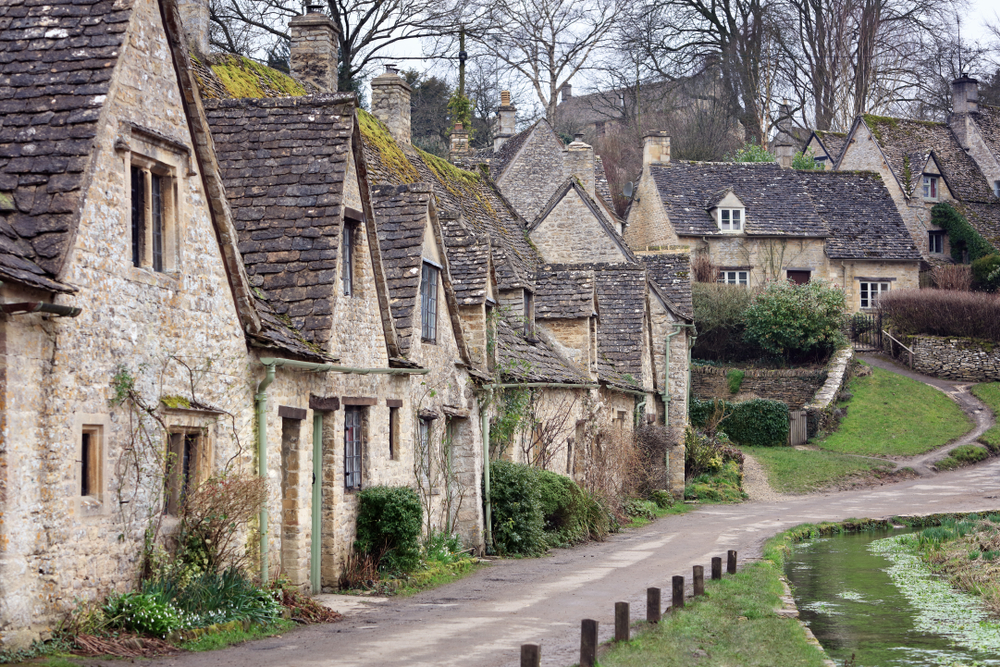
745,447 -> 895,494
180,619 -> 296,652
815,366 -> 969,457
594,552 -> 828,666
971,383 -> 1000,453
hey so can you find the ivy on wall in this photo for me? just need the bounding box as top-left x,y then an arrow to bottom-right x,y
932,202 -> 997,263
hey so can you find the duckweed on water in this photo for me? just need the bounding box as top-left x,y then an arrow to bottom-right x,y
870,533 -> 1000,655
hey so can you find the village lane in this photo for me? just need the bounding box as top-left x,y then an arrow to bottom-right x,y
118,460 -> 1000,667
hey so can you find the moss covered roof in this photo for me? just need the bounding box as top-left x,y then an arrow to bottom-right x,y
191,54 -> 307,100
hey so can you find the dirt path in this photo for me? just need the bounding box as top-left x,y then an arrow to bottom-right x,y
109,461 -> 1000,667
858,354 -> 995,473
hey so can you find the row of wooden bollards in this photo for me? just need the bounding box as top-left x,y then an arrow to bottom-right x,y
519,550 -> 738,667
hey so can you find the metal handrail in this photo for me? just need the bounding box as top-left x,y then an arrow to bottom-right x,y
882,329 -> 914,368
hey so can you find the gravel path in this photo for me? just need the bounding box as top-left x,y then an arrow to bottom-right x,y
741,452 -> 788,502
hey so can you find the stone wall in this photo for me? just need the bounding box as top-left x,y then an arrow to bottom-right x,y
692,365 -> 828,409
911,335 -> 1000,381
530,189 -> 628,264
496,124 -> 566,222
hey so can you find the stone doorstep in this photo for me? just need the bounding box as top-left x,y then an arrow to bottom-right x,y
779,577 -> 837,667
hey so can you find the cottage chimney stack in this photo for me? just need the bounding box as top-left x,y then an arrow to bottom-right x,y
449,122 -> 471,160
494,90 -> 517,152
773,102 -> 796,169
371,65 -> 412,145
177,0 -> 210,56
642,132 -> 671,168
952,74 -> 979,115
560,83 -> 573,102
289,7 -> 340,93
564,133 -> 595,196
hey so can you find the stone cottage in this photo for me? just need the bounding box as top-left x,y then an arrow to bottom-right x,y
624,134 -> 922,312
822,76 -> 1000,261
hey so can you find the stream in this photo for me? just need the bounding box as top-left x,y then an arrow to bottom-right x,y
786,530 -> 1000,666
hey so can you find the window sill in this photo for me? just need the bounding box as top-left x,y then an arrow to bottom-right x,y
127,266 -> 180,289
76,496 -> 106,518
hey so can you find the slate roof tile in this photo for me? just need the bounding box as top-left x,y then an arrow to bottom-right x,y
592,263 -> 647,387
812,130 -> 847,162
495,316 -> 591,385
973,105 -> 1000,165
0,0 -> 127,291
640,253 -> 693,319
488,121 -> 535,180
439,213 -> 490,305
535,264 -> 595,319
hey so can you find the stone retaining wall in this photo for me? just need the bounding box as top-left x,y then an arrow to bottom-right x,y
692,365 -> 828,409
911,335 -> 1000,381
804,348 -> 855,438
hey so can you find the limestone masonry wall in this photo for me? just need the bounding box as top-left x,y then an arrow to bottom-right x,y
692,365 -> 828,409
911,335 -> 1000,381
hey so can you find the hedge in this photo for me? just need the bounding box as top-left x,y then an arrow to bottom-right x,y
354,486 -> 423,573
689,397 -> 790,447
487,460 -> 545,556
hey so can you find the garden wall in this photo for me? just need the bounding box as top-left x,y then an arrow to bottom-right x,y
910,335 -> 1000,382
691,366 -> 828,409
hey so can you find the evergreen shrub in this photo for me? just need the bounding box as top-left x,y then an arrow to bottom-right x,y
355,486 -> 423,573
487,460 -> 545,556
536,469 -> 588,545
971,254 -> 1000,292
688,397 -> 789,447
932,202 -> 996,263
742,280 -> 847,357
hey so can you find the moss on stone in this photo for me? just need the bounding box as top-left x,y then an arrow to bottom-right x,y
210,55 -> 306,99
357,109 -> 419,183
161,395 -> 192,409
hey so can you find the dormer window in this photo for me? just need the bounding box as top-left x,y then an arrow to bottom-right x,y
922,176 -> 939,200
718,208 -> 743,232
994,180 -> 1000,198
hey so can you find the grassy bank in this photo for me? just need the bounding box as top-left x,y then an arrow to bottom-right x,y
914,513 -> 1000,616
972,383 -> 1000,453
816,366 -> 970,457
745,447 -> 895,494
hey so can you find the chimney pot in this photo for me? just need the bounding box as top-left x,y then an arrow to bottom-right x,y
573,132 -> 584,142
500,90 -> 511,106
560,83 -> 573,102
494,91 -> 517,152
289,11 -> 340,93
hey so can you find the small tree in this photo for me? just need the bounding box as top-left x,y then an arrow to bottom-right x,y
728,142 -> 775,163
792,148 -> 824,170
742,280 -> 846,357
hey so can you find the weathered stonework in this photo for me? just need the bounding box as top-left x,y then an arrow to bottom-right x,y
495,122 -> 567,222
288,11 -> 340,94
371,68 -> 411,146
692,366 -> 828,409
910,335 -> 1000,382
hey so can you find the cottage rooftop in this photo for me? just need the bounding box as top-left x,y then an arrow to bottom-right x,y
592,263 -> 647,389
535,265 -> 596,320
811,130 -> 847,163
640,253 -> 693,319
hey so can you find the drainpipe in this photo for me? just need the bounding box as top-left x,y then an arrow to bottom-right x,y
1,302 -> 82,317
311,410 -> 323,594
481,388 -> 493,553
255,357 -> 430,583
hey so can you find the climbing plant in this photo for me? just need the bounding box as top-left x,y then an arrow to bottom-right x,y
932,202 -> 996,263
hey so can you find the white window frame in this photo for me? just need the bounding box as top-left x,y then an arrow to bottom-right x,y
718,208 -> 744,232
994,180 -> 1000,198
922,175 -> 939,200
860,281 -> 891,309
928,230 -> 945,254
719,270 -> 749,286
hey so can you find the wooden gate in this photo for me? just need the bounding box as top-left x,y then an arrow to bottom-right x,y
788,410 -> 807,446
849,312 -> 882,351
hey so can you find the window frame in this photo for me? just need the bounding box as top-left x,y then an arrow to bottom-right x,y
128,154 -> 176,273
922,175 -> 939,200
719,270 -> 749,286
859,281 -> 891,309
164,429 -> 205,516
342,221 -> 354,297
418,416 -> 432,487
420,261 -> 439,342
344,407 -> 364,490
994,180 -> 1000,198
388,405 -> 400,460
929,230 -> 945,254
718,207 -> 744,232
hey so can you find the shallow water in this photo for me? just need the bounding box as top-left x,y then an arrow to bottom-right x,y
786,530 -> 1000,666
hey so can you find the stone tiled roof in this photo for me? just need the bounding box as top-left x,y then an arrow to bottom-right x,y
640,253 -> 693,319
650,161 -> 828,237
857,115 -> 996,202
813,130 -> 847,162
371,183 -> 432,355
488,121 -> 535,180
439,214 -> 490,305
531,178 -> 638,262
495,317 -> 590,385
801,171 -> 921,261
204,94 -> 356,347
594,155 -> 615,211
359,110 -> 538,291
0,0 -> 131,292
973,105 -> 1000,164
190,54 -> 308,100
535,264 -> 595,319
249,301 -> 332,361
593,263 -> 647,388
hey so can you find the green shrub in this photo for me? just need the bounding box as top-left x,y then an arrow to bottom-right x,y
691,283 -> 755,361
355,486 -> 423,573
423,531 -> 464,565
487,460 -> 545,556
623,498 -> 658,521
728,142 -> 775,162
792,148 -> 824,170
104,591 -> 185,638
972,254 -> 1000,292
142,568 -> 280,628
685,460 -> 746,502
536,469 -> 588,545
726,369 -> 745,394
650,490 -> 674,508
725,399 -> 790,447
742,280 -> 847,357
933,202 -> 996,263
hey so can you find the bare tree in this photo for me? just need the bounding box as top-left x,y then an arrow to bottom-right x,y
465,0 -> 622,122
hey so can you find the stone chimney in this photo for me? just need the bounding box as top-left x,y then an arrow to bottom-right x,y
952,74 -> 979,114
177,0 -> 210,56
560,83 -> 573,102
371,65 -> 412,145
449,122 -> 471,160
642,132 -> 670,168
773,102 -> 796,169
289,6 -> 340,93
564,133 -> 595,196
494,90 -> 516,152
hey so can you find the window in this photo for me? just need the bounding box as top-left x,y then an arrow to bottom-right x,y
342,222 -> 354,296
994,180 -> 1000,198
719,270 -> 749,285
165,431 -> 202,515
524,290 -> 534,337
929,230 -> 945,254
922,175 -> 939,200
130,163 -> 171,271
389,406 -> 399,460
860,281 -> 891,309
787,270 -> 811,285
418,417 -> 432,485
420,262 -> 439,342
80,426 -> 103,500
344,407 -> 363,490
718,208 -> 743,231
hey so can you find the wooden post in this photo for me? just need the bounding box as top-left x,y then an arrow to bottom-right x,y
693,565 -> 704,596
580,619 -> 598,667
647,587 -> 661,623
520,644 -> 540,667
672,575 -> 684,610
711,556 -> 722,580
615,601 -> 630,642
727,550 -> 737,574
